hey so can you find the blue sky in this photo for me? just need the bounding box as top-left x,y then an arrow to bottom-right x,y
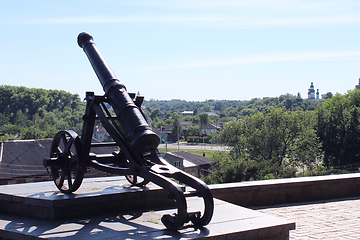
1,0 -> 360,101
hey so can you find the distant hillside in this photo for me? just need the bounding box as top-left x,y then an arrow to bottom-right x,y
0,85 -> 85,141
144,93 -> 324,120
0,85 -> 327,142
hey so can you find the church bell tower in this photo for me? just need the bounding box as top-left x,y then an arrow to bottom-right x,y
308,82 -> 315,100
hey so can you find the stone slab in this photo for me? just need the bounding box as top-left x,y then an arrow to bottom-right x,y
0,198 -> 295,240
0,177 -> 295,239
0,176 -> 177,220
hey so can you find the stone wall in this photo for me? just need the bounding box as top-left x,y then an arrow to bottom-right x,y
209,173 -> 360,207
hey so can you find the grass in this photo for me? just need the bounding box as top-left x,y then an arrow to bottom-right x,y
145,219 -> 159,224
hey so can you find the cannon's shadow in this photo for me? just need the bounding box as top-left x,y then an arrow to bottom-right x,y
3,211 -> 210,239
4,186 -> 210,239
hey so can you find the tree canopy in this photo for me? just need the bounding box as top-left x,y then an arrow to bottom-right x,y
144,93 -> 324,127
205,108 -> 322,183
0,85 -> 85,141
317,90 -> 360,167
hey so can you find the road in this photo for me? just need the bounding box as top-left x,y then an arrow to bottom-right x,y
158,143 -> 230,151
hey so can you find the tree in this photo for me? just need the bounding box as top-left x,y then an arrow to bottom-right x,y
211,108 -> 321,182
199,113 -> 209,136
149,108 -> 162,120
214,102 -> 222,111
0,85 -> 85,141
171,113 -> 182,141
317,90 -> 360,167
321,92 -> 333,99
21,127 -> 47,140
202,151 -> 261,184
187,125 -> 200,136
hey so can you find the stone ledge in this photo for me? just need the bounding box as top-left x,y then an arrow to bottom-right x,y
209,173 -> 360,207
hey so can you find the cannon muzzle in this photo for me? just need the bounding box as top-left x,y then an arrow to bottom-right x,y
78,32 -> 160,154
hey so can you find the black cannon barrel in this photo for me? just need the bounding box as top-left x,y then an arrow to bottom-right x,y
78,32 -> 160,154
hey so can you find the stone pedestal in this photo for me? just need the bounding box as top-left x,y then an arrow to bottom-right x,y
0,177 -> 295,239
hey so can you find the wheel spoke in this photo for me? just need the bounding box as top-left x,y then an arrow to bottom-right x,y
61,134 -> 68,151
132,175 -> 137,184
56,146 -> 62,154
64,137 -> 73,156
57,170 -> 66,189
67,171 -> 73,188
69,155 -> 78,166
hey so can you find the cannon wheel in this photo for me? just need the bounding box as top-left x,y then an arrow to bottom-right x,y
50,130 -> 85,193
125,174 -> 150,187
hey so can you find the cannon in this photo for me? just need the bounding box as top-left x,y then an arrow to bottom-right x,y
43,32 -> 214,230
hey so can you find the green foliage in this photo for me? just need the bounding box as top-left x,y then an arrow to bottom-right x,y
0,85 -> 85,141
144,94 -> 322,124
202,151 -> 260,184
321,92 -> 333,100
214,102 -> 222,111
187,125 -> 200,136
317,89 -> 360,167
205,108 -> 321,183
3,83 -> 356,183
199,113 -> 209,134
145,95 -> 325,183
171,113 -> 182,140
202,151 -> 297,184
214,108 -> 321,166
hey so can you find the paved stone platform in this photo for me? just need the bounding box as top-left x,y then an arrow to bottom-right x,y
0,177 -> 295,239
256,196 -> 360,239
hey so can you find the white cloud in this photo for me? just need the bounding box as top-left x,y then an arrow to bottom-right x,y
4,0 -> 360,28
13,15 -> 215,25
9,12 -> 360,29
122,51 -> 360,72
115,0 -> 360,17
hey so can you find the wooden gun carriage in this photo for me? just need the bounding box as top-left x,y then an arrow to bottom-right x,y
43,32 -> 214,230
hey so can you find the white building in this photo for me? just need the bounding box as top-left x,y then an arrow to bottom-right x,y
308,82 -> 315,99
